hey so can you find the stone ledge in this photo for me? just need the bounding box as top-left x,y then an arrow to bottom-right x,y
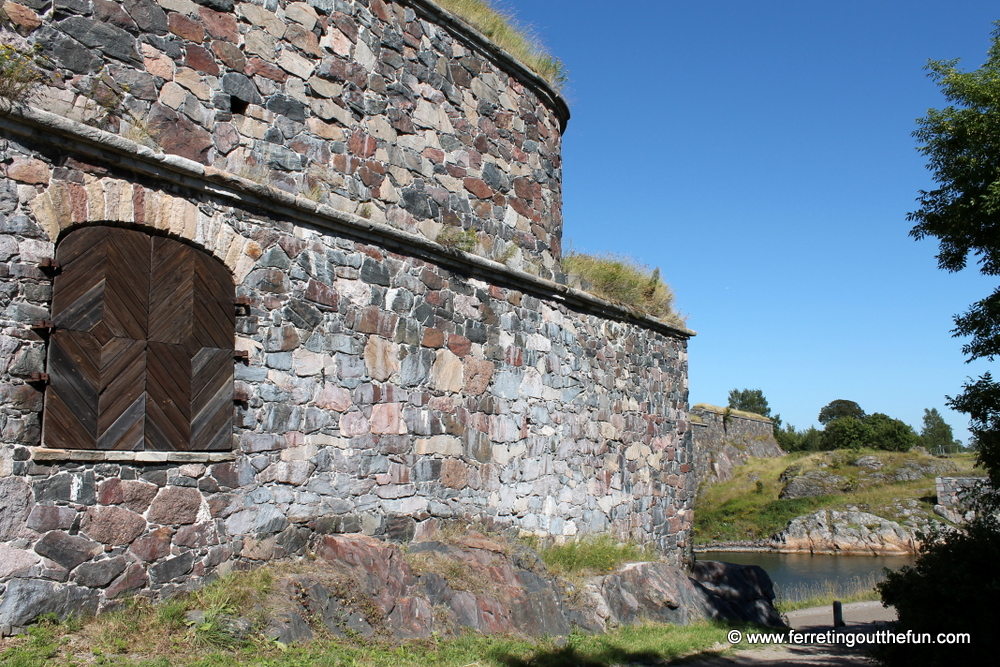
0,107 -> 695,341
30,448 -> 235,463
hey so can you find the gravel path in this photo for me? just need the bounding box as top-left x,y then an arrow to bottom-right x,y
677,602 -> 896,666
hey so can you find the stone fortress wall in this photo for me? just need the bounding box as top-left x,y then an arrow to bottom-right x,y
0,0 -> 695,630
690,405 -> 783,488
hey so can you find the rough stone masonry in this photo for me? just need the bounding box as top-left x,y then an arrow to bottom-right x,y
0,0 -> 696,630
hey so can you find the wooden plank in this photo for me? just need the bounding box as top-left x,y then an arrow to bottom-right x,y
97,338 -> 146,451
102,229 -> 151,340
193,252 -> 235,350
190,347 -> 233,451
46,226 -> 235,453
52,228 -> 109,333
148,238 -> 194,346
41,331 -> 99,449
145,341 -> 192,450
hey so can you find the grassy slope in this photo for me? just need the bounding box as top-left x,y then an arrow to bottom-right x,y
695,450 -> 982,544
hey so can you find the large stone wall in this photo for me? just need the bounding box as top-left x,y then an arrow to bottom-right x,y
691,405 -> 783,489
17,0 -> 568,279
0,0 -> 695,630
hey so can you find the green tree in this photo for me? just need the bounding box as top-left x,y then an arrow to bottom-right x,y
876,24 -> 1000,665
727,388 -> 771,417
919,408 -> 961,453
775,424 -> 823,452
908,23 -> 1000,487
864,413 -> 919,452
820,416 -> 871,450
817,399 -> 865,425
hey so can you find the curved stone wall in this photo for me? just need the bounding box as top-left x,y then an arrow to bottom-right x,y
21,0 -> 567,278
0,0 -> 693,630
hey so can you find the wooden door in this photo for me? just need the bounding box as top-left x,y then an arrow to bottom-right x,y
42,227 -> 234,451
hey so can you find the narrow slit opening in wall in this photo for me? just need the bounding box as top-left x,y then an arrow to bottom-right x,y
230,97 -> 249,115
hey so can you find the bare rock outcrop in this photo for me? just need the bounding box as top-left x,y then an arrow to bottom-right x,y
771,510 -> 919,555
254,533 -> 784,644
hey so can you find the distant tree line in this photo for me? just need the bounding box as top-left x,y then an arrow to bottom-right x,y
726,390 -> 963,454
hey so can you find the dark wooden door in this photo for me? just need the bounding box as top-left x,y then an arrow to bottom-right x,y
42,227 -> 234,451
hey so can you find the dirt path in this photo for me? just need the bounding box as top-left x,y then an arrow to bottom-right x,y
678,602 -> 896,666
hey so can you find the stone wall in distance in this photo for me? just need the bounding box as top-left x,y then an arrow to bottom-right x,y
691,405 -> 783,489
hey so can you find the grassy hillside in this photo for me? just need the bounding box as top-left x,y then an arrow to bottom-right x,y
695,449 -> 982,544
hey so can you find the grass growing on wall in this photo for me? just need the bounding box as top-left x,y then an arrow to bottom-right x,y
563,252 -> 684,326
435,0 -> 567,88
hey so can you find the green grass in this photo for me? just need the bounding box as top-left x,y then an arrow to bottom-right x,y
534,534 -> 656,580
563,252 -> 683,326
436,0 -> 567,88
774,572 -> 884,613
0,613 -> 739,667
695,450 -> 982,544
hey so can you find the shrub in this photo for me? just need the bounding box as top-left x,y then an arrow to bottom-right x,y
876,513 -> 1000,665
865,412 -> 919,452
563,252 -> 682,325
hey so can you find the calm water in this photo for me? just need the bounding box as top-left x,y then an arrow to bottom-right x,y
698,551 -> 916,602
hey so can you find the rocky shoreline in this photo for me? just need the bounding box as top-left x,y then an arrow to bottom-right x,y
696,509 -> 925,556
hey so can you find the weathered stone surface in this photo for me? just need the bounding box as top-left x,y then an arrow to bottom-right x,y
462,357 -> 494,395
778,469 -> 849,500
0,545 -> 40,579
772,510 -> 919,555
58,16 -> 140,64
72,556 -> 127,588
120,480 -> 160,513
147,486 -> 203,525
3,1 -> 41,34
0,477 -> 31,541
149,552 -> 196,585
221,72 -> 262,104
147,104 -> 213,164
0,578 -> 99,628
129,526 -> 173,562
363,335 -> 399,381
81,506 -> 146,545
25,505 -> 76,533
431,349 -> 463,393
105,562 -> 148,599
6,158 -> 49,185
33,531 -> 102,571
692,407 -> 784,488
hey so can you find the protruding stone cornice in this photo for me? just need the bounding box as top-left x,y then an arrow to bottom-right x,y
0,105 -> 692,339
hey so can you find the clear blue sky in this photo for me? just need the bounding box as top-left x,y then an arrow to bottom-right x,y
498,0 -> 999,441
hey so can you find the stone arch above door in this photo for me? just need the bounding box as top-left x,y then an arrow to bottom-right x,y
42,225 -> 235,451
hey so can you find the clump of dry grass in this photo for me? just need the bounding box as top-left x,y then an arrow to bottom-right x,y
0,43 -> 42,112
436,0 -> 567,88
437,226 -> 478,252
563,252 -> 683,325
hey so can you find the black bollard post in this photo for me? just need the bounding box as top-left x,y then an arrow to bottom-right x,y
833,600 -> 845,628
